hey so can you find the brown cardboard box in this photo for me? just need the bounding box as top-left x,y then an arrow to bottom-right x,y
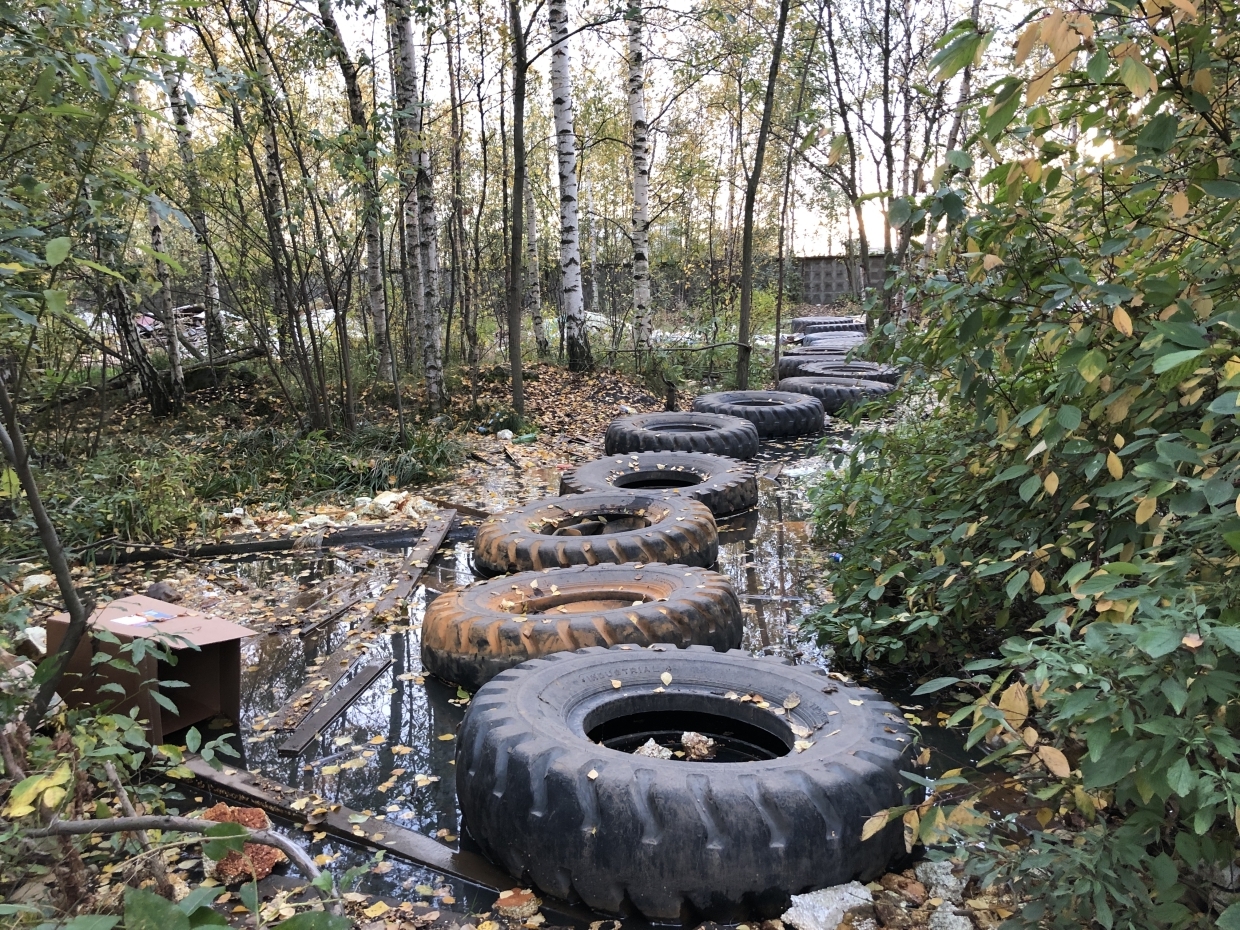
45,595 -> 254,744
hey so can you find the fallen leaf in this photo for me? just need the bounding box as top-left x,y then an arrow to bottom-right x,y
660,672 -> 672,686
794,740 -> 814,752
363,901 -> 391,918
783,693 -> 800,709
611,679 -> 622,689
437,734 -> 455,741
587,769 -> 599,780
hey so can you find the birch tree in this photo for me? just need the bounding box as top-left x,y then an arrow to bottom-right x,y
524,176 -> 549,356
548,0 -> 592,371
415,27 -> 447,412
626,0 -> 652,351
161,32 -> 225,357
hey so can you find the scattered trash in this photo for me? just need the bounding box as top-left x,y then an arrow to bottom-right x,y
681,731 -> 716,760
200,803 -> 286,883
634,738 -> 673,759
496,429 -> 515,441
494,888 -> 542,918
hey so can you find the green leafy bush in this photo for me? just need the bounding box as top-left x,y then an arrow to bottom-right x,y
808,2 -> 1240,925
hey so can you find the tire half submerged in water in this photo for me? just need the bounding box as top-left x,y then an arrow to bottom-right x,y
561,451 -> 758,517
472,491 -> 718,576
457,646 -> 915,922
421,564 -> 742,691
604,412 -> 760,460
691,390 -> 825,438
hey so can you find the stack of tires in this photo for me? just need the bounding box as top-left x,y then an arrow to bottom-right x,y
428,360 -> 912,921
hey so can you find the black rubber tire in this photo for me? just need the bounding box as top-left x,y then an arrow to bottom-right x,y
604,412 -> 760,460
691,391 -> 825,438
802,332 -> 865,346
473,491 -> 718,576
776,377 -> 894,414
798,360 -> 900,385
778,354 -> 852,380
790,316 -> 866,333
422,564 -> 743,691
561,452 -> 758,518
458,646 -> 915,921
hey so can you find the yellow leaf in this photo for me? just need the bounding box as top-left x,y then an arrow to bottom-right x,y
998,683 -> 1029,730
1023,727 -> 1039,748
1022,157 -> 1044,182
363,901 -> 391,918
1014,19 -> 1041,66
1026,69 -> 1056,106
40,784 -> 66,811
660,672 -> 672,686
1182,633 -> 1204,650
1029,570 -> 1046,595
1036,745 -> 1072,778
437,734 -> 455,741
1106,451 -> 1123,480
1169,0 -> 1197,17
1043,472 -> 1059,495
1136,496 -> 1158,524
1192,69 -> 1213,93
982,254 -> 1004,271
368,735 -> 385,745
902,810 -> 920,854
1036,807 -> 1055,828
610,679 -> 621,689
587,769 -> 598,780
1170,192 -> 1189,218
861,810 -> 889,841
1112,306 -> 1134,336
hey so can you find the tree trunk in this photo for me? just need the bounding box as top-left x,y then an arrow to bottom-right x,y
506,0 -> 527,416
126,73 -> 185,412
525,176 -> 549,357
548,0 -> 592,372
627,0 -> 653,352
387,0 -> 425,380
735,0 -> 790,389
161,33 -> 225,358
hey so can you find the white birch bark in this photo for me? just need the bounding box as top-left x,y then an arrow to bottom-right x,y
161,33 -> 224,357
524,176 -> 549,357
548,0 -> 592,371
386,0 -> 426,377
626,0 -> 653,351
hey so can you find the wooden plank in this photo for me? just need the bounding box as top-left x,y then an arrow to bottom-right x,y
90,523 -> 427,565
277,660 -> 392,757
180,756 -> 514,891
271,511 -> 456,731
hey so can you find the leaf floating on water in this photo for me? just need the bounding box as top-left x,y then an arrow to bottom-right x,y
392,744 -> 413,755
437,733 -> 455,741
660,672 -> 672,686
368,735 -> 385,745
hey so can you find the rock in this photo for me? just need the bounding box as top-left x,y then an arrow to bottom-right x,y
873,892 -> 912,928
21,574 -> 53,593
366,490 -> 409,517
915,860 -> 965,904
494,888 -> 541,919
782,883 -> 874,930
144,581 -> 182,603
634,738 -> 673,759
681,731 -> 716,760
881,873 -> 927,907
354,497 -> 373,510
927,907 -> 973,930
201,803 -> 286,883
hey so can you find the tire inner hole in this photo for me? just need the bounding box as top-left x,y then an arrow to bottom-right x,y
585,697 -> 792,763
546,512 -> 651,535
645,423 -> 715,433
611,471 -> 704,490
734,400 -> 785,407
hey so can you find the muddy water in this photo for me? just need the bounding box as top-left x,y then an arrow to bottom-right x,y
171,429 -> 865,906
